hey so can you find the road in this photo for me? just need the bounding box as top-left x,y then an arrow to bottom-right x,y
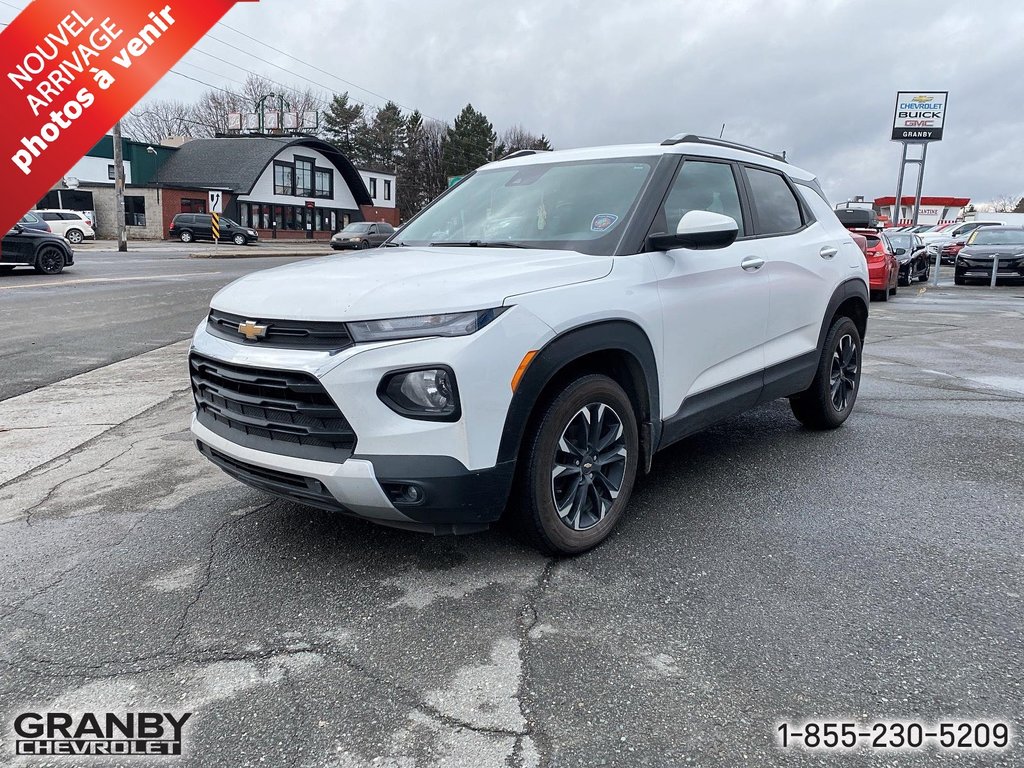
1,250 -> 1023,767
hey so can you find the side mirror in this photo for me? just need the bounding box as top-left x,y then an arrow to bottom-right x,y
648,210 -> 739,251
894,247 -> 907,256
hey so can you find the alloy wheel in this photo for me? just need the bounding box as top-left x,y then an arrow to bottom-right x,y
37,248 -> 63,274
550,402 -> 628,531
829,334 -> 858,412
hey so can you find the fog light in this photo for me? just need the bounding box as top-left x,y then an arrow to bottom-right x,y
383,483 -> 426,505
379,367 -> 460,421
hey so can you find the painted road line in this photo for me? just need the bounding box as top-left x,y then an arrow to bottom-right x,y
0,273 -> 221,290
0,340 -> 192,486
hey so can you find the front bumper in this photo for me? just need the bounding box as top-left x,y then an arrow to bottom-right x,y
956,256 -> 1024,280
330,240 -> 364,250
188,305 -> 553,531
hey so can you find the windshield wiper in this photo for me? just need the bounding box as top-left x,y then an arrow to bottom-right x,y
382,241 -> 405,247
429,240 -> 527,248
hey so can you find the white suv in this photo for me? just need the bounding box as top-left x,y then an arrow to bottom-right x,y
189,135 -> 869,554
33,209 -> 95,244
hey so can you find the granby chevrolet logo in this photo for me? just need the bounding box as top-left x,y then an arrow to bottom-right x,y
13,711 -> 192,756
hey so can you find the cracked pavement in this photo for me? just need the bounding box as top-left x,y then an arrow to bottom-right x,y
1,254 -> 1023,766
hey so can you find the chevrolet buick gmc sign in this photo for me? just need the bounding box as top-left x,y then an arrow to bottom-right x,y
892,91 -> 948,141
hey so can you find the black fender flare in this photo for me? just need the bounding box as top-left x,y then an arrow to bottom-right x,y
817,277 -> 869,351
496,319 -> 660,468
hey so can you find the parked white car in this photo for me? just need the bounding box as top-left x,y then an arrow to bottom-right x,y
189,135 -> 870,553
33,210 -> 95,244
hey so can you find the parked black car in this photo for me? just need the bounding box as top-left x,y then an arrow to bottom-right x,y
1,224 -> 74,274
330,221 -> 396,250
954,226 -> 1024,285
169,213 -> 259,245
18,212 -> 51,233
884,231 -> 931,285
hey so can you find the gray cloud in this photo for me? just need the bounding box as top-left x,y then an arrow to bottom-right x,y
139,0 -> 1024,204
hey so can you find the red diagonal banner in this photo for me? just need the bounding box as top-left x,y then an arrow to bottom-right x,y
0,0 -> 257,234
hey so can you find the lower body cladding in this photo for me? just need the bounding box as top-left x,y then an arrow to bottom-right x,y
188,307 -> 550,534
192,419 -> 513,534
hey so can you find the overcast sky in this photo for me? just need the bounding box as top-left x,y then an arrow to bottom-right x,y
6,0 -> 1020,204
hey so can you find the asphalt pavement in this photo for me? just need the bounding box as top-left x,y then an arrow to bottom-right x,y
0,251 -> 1022,767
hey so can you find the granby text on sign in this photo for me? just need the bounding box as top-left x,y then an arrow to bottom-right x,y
892,91 -> 948,141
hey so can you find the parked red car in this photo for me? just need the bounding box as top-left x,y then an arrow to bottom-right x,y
852,229 -> 898,301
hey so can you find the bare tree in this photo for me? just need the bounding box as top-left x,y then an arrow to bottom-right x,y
991,194 -> 1022,213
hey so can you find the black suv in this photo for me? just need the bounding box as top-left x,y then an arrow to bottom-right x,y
1,224 -> 74,274
169,214 -> 259,246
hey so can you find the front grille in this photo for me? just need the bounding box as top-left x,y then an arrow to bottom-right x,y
197,441 -> 345,512
190,352 -> 356,462
207,308 -> 353,350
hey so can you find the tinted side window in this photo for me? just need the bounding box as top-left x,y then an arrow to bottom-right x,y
380,223 -> 395,234
40,212 -> 61,221
655,160 -> 745,236
59,212 -> 80,220
746,167 -> 803,235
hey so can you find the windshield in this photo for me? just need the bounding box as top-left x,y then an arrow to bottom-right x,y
222,218 -> 239,227
968,229 -> 1024,246
342,223 -> 372,233
395,157 -> 656,255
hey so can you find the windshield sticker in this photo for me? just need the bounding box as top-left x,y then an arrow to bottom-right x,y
591,214 -> 618,232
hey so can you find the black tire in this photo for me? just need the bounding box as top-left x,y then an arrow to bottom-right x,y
232,233 -> 247,246
513,374 -> 639,555
873,287 -> 888,302
360,239 -> 370,249
179,230 -> 194,243
899,270 -> 911,287
65,228 -> 84,244
918,267 -> 929,282
954,274 -> 966,286
33,246 -> 65,275
0,265 -> 15,274
789,316 -> 862,430
889,281 -> 897,296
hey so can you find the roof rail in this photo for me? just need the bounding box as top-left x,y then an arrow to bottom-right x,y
500,149 -> 550,161
661,133 -> 787,163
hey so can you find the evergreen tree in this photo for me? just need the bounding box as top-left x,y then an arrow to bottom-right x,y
354,100 -> 407,170
443,103 -> 496,179
323,92 -> 365,158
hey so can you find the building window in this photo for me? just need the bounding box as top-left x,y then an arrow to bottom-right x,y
368,177 -> 377,198
181,198 -> 206,213
315,169 -> 332,199
107,164 -> 115,180
295,157 -> 313,197
383,179 -> 392,201
274,162 -> 293,196
124,196 -> 146,226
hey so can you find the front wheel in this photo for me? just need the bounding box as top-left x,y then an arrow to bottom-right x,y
33,246 -> 65,275
232,233 -> 247,246
179,230 -> 194,243
789,316 -> 862,430
514,374 -> 639,555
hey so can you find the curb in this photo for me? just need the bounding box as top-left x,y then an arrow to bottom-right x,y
188,250 -> 328,259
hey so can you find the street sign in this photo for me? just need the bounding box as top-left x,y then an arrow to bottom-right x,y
208,191 -> 223,214
892,91 -> 948,142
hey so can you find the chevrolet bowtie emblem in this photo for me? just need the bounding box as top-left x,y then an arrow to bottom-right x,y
237,320 -> 268,341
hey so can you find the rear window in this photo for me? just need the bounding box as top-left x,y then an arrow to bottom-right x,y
864,236 -> 881,248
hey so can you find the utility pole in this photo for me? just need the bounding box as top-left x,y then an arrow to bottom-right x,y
112,120 -> 127,252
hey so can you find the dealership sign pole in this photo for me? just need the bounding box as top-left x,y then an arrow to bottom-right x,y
891,90 -> 948,286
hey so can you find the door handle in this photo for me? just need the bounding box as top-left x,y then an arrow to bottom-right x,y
740,256 -> 765,272
819,246 -> 838,260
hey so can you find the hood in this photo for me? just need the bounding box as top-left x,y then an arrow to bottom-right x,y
210,246 -> 613,320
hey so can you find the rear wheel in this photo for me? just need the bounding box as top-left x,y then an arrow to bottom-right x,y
33,246 -> 65,275
790,316 -> 862,430
65,228 -> 84,244
514,374 -> 639,555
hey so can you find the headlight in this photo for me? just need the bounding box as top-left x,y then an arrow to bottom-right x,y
379,367 -> 459,420
348,308 -> 506,342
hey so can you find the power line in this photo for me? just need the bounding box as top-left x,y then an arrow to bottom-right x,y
213,23 -> 436,120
